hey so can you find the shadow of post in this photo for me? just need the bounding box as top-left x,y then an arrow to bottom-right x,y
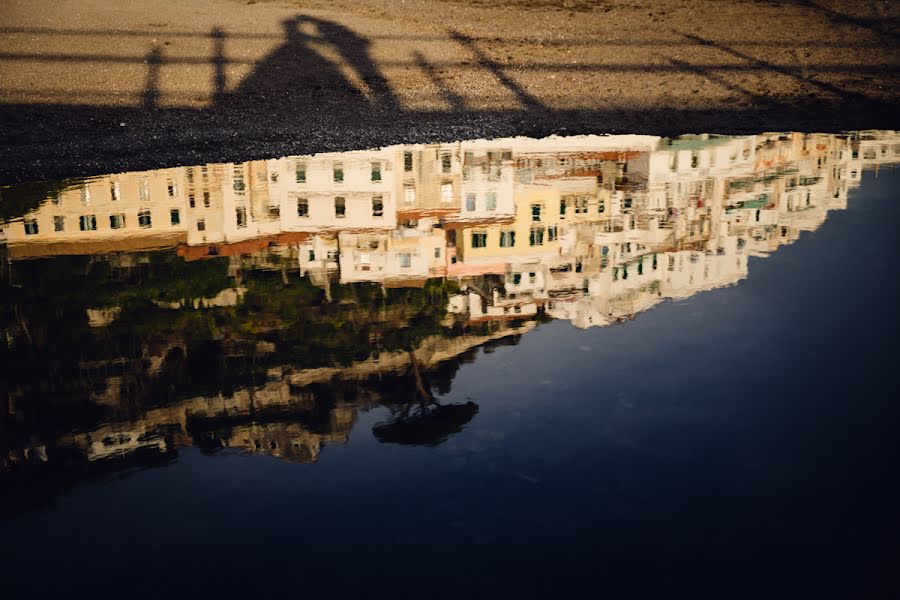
141,44 -> 162,110
211,27 -> 227,103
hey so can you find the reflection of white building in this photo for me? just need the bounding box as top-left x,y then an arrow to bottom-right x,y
3,131 -> 898,327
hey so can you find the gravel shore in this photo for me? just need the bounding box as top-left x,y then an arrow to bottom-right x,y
1,0 -> 897,183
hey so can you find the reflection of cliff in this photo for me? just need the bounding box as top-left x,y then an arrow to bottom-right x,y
0,307 -> 528,513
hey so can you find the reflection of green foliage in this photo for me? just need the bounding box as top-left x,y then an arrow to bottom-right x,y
104,253 -> 230,307
0,179 -> 82,222
5,251 -> 230,312
1,249 -> 498,426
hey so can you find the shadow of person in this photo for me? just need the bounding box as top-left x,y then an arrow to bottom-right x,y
218,15 -> 399,115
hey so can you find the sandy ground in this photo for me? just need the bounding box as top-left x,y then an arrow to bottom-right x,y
0,0 -> 898,182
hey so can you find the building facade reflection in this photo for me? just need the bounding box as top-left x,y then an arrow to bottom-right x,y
1,131 -> 898,500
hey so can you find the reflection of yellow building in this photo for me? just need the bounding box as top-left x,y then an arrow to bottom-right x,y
6,168 -> 189,258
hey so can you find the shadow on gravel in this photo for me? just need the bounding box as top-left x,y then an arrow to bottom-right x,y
0,13 -> 896,183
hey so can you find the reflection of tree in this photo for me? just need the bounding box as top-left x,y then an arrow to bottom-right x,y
373,401 -> 479,447
0,248 -> 531,512
0,252 -> 472,449
372,351 -> 478,447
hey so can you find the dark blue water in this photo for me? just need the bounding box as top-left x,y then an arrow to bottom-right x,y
2,137 -> 899,599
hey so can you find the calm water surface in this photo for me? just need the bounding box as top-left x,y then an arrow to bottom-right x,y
1,133 -> 899,598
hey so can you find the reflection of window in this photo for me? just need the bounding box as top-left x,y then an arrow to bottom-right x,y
50,216 -> 64,231
81,186 -> 91,205
434,247 -> 441,258
441,183 -> 453,203
203,191 -> 210,207
188,193 -> 195,208
576,197 -> 588,214
372,195 -> 383,217
308,250 -> 316,261
404,186 -> 416,204
110,182 -> 120,201
598,199 -> 605,213
399,253 -> 411,268
297,197 -> 309,217
80,215 -> 98,231
529,227 -> 544,246
512,273 -> 521,285
500,230 -> 515,247
333,163 -> 344,183
170,209 -> 181,226
548,226 -> 558,241
471,231 -> 487,248
404,152 -> 413,172
24,219 -> 39,235
197,219 -> 206,231
167,181 -> 178,197
138,211 -> 151,228
295,163 -> 306,183
236,206 -> 247,228
486,192 -> 497,212
442,153 -> 452,173
466,194 -> 476,211
371,162 -> 381,182
110,214 -> 125,229
335,196 -> 346,217
233,168 -> 245,193
531,204 -> 541,221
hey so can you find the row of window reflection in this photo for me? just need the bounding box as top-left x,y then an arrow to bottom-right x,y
469,226 -> 560,249
296,196 -> 384,218
23,210 -> 179,234
60,181 -> 182,206
290,150 -> 514,186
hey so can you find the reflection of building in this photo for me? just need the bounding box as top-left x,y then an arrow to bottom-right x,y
4,132 -> 899,320
4,132 -> 899,322
3,131 -> 899,483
